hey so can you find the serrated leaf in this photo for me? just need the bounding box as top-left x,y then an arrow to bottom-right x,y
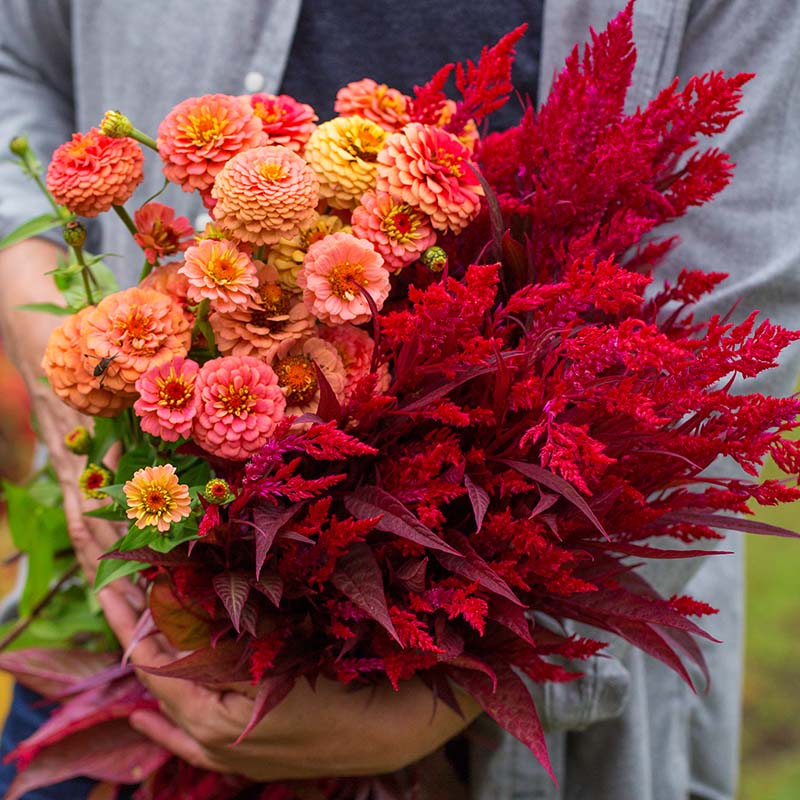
0,213 -> 64,250
213,572 -> 251,633
331,543 -> 399,643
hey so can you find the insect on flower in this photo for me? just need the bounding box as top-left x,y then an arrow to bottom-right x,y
83,352 -> 119,388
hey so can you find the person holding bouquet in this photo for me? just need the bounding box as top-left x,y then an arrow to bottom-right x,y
0,1 -> 799,799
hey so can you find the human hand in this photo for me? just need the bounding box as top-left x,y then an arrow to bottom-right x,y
98,586 -> 481,782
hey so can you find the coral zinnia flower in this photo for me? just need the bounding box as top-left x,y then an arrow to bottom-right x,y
376,123 -> 483,234
139,260 -> 194,324
124,464 -> 192,533
193,356 -> 286,461
244,93 -> 318,154
319,324 -> 391,402
304,116 -> 386,209
267,213 -> 350,288
79,463 -> 113,499
210,145 -> 319,246
210,267 -> 315,363
157,94 -> 266,196
134,356 -> 199,442
334,79 -> 411,132
297,232 -> 390,326
46,128 -> 144,217
274,337 -> 346,417
134,203 -> 194,265
180,239 -> 258,312
80,288 -> 193,395
42,307 -> 136,417
351,190 -> 437,272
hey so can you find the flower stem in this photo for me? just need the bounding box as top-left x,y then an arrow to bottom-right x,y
113,205 -> 138,238
73,244 -> 95,306
138,258 -> 154,283
129,127 -> 158,152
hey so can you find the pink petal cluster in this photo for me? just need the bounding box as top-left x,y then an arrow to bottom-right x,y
192,355 -> 286,461
80,287 -> 193,395
245,93 -> 318,153
134,202 -> 194,264
139,260 -> 194,324
319,324 -> 391,401
134,356 -> 199,442
46,129 -> 144,217
351,190 -> 437,271
180,239 -> 259,312
376,122 -> 483,233
334,78 -> 411,132
297,232 -> 390,326
157,94 -> 266,195
210,145 -> 319,245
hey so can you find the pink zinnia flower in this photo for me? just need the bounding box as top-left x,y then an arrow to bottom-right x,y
192,356 -> 286,461
46,128 -> 144,217
134,203 -> 194,264
351,190 -> 437,271
245,93 -> 318,153
124,464 -> 192,533
297,232 -> 390,326
157,94 -> 266,195
210,145 -> 319,246
275,337 -> 347,418
319,324 -> 391,401
134,356 -> 199,442
180,239 -> 259,312
376,122 -> 483,234
334,79 -> 411,132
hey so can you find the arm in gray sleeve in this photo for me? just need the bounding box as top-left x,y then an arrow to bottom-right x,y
0,0 -> 74,239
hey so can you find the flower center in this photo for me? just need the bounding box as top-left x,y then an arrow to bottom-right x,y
184,111 -> 225,147
142,486 -> 172,514
383,204 -> 420,242
275,355 -> 318,404
343,123 -> 385,162
433,148 -> 464,178
376,86 -> 404,114
67,134 -> 96,160
157,375 -> 193,409
205,249 -> 241,284
149,219 -> 179,253
259,162 -> 288,182
260,283 -> 290,316
218,384 -> 256,417
253,101 -> 285,126
86,472 -> 105,490
327,261 -> 367,301
115,309 -> 155,350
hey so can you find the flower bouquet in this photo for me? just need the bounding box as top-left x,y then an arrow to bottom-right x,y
1,3 -> 799,798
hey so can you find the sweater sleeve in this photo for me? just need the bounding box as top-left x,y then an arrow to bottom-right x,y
0,0 -> 74,241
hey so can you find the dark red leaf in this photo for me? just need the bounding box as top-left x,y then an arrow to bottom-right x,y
137,640 -> 251,685
464,473 -> 490,532
251,572 -> 284,606
314,362 -> 342,422
249,504 -> 301,579
232,672 -> 296,745
213,572 -> 252,633
661,509 -> 800,538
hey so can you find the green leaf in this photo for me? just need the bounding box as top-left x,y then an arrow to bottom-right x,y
0,213 -> 64,250
89,416 -> 122,464
83,504 -> 128,522
116,526 -> 158,552
16,302 -> 76,316
114,443 -> 157,484
57,255 -> 120,307
148,520 -> 199,553
94,558 -> 148,591
93,483 -> 128,506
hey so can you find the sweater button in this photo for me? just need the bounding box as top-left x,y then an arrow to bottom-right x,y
243,71 -> 265,92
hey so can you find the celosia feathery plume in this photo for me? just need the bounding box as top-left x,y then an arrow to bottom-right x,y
304,115 -> 386,209
334,79 -> 411,132
275,336 -> 347,417
134,203 -> 194,265
41,307 -> 136,417
123,464 -> 192,532
80,287 -> 193,395
157,93 -> 266,195
376,122 -> 483,233
245,93 -> 318,153
134,356 -> 200,442
297,232 -> 390,325
192,355 -> 286,461
351,190 -> 437,271
210,145 -> 319,245
180,239 -> 259,312
46,128 -> 144,217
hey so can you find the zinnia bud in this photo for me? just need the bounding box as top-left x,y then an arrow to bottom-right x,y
9,136 -> 29,158
63,221 -> 87,249
204,478 -> 234,505
64,425 -> 91,455
100,110 -> 133,138
421,245 -> 447,273
78,463 -> 113,499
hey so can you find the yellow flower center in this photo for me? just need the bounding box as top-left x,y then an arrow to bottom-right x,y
383,203 -> 421,242
375,85 -> 404,113
148,219 -> 178,253
433,148 -> 464,178
253,101 -> 285,126
184,110 -> 225,147
327,261 -> 367,301
67,134 -> 96,159
114,309 -> 155,351
342,122 -> 385,163
275,355 -> 318,405
260,283 -> 290,316
259,161 -> 288,182
205,249 -> 241,284
157,375 -> 193,409
218,384 -> 256,417
143,486 -> 172,514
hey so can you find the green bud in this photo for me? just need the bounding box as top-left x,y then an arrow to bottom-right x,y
63,221 -> 87,248
421,245 -> 447,273
64,425 -> 92,455
99,110 -> 133,138
204,478 -> 235,505
9,136 -> 29,158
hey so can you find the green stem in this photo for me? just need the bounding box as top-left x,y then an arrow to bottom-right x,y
113,205 -> 138,238
73,245 -> 95,305
129,127 -> 158,152
138,258 -> 154,283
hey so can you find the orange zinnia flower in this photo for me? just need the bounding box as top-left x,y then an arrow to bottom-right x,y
124,464 -> 192,532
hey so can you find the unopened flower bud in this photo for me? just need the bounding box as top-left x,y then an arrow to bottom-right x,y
64,425 -> 92,455
9,136 -> 29,158
63,221 -> 87,248
204,478 -> 234,505
421,245 -> 447,273
100,110 -> 133,138
79,463 -> 113,499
